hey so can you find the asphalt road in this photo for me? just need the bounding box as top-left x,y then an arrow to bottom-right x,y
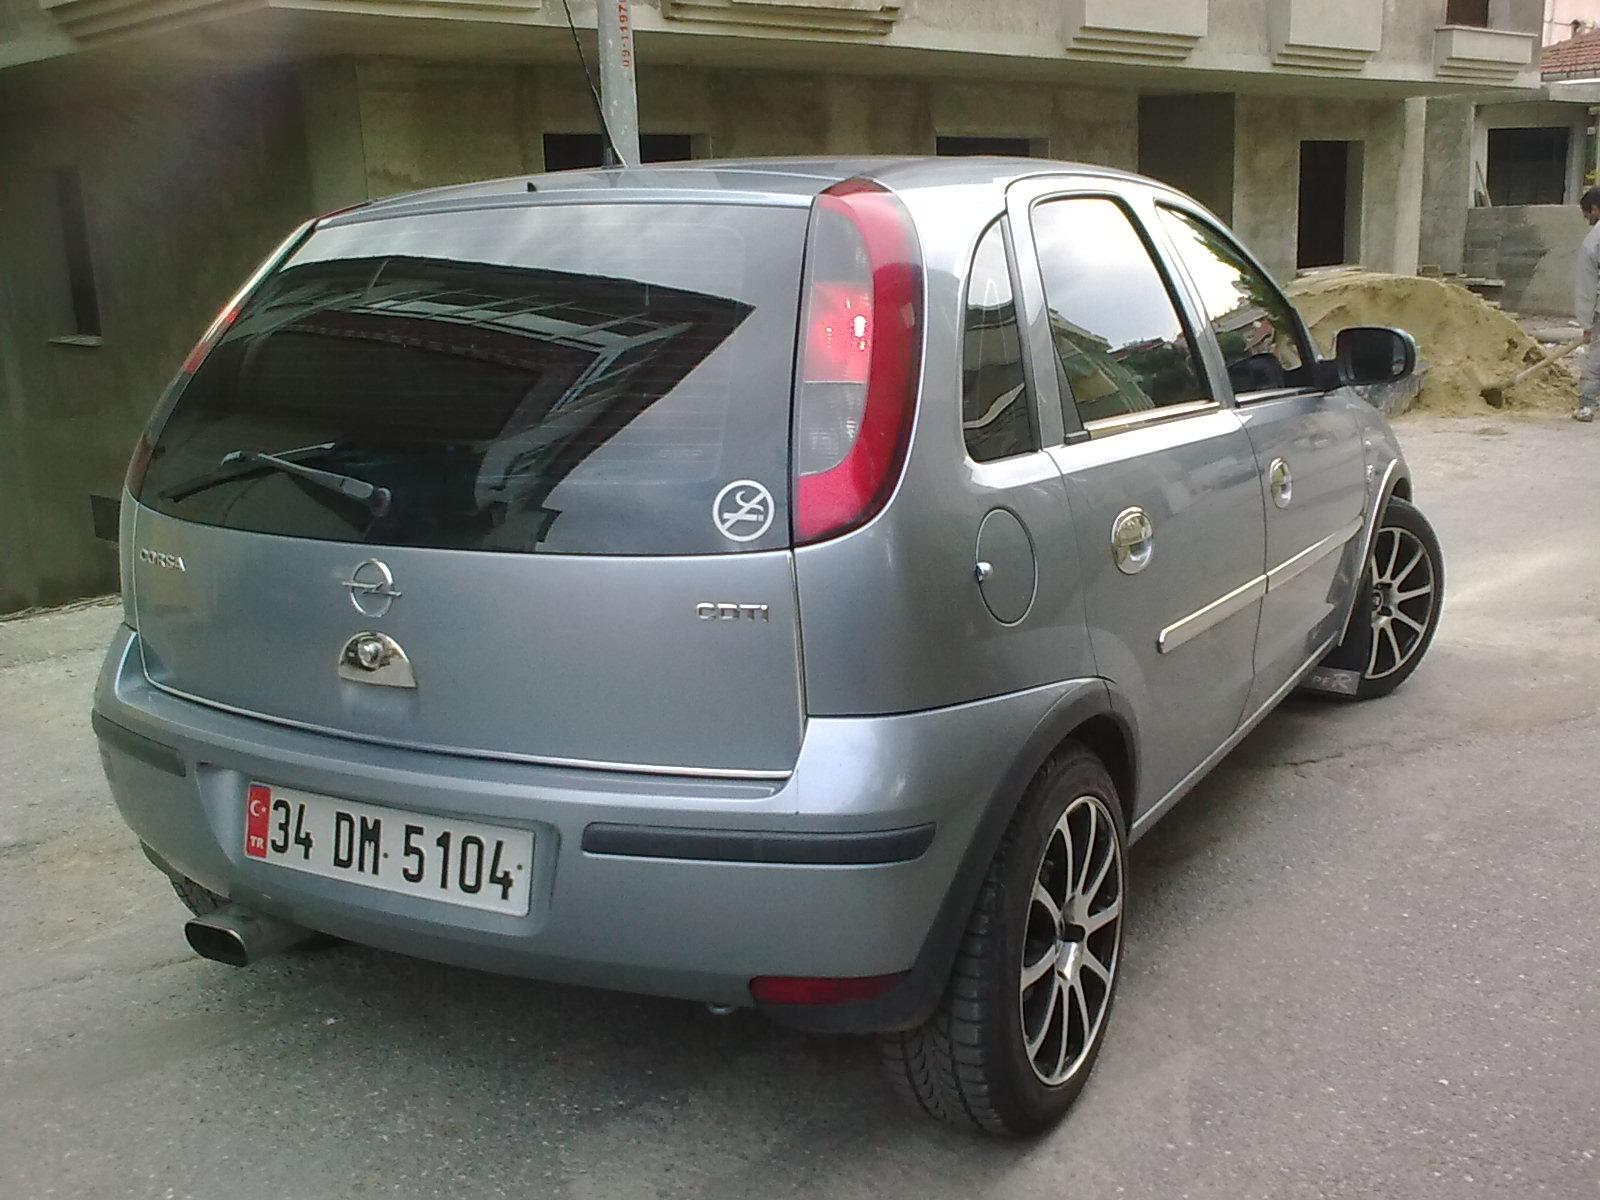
2,415 -> 1597,1200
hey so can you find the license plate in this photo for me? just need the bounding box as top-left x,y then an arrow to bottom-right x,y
243,784 -> 533,917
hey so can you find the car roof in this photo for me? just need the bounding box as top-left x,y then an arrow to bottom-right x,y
338,156 -> 1154,224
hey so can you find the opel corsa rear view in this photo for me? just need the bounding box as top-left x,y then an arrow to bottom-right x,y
94,158 -> 1443,1133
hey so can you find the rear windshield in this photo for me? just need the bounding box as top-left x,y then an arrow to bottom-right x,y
139,202 -> 807,555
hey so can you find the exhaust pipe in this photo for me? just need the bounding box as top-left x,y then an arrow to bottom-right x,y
185,904 -> 311,966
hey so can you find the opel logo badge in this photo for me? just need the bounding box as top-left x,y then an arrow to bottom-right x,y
341,559 -> 401,618
712,480 -> 775,543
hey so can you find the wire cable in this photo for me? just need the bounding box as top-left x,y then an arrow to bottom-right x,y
557,0 -> 621,167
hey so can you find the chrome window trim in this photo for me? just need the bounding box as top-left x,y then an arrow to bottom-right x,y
142,678 -> 795,782
1233,386 -> 1322,407
1084,399 -> 1222,439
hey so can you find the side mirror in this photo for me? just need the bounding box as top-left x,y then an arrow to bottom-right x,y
1334,326 -> 1417,387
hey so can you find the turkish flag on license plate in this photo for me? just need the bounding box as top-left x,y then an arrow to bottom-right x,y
244,784 -> 272,858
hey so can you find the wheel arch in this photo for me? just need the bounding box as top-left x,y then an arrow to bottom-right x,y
767,679 -> 1137,1034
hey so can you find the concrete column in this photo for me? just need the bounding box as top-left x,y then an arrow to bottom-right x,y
1048,87 -> 1138,170
300,61 -> 370,213
1230,96 -> 1301,282
1365,98 -> 1427,276
1419,98 -> 1473,274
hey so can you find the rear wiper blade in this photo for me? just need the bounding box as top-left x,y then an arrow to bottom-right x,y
161,441 -> 389,516
161,440 -> 341,503
219,448 -> 391,515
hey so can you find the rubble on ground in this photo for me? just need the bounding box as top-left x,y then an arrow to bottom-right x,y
1286,270 -> 1578,416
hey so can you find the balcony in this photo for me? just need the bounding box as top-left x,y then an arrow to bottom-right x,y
660,0 -> 903,36
1270,0 -> 1382,73
1434,24 -> 1538,84
1062,0 -> 1208,64
41,0 -> 540,46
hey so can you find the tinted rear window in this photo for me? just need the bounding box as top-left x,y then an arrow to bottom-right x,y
139,203 -> 807,555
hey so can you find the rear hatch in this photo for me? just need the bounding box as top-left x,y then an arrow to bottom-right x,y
129,198 -> 809,776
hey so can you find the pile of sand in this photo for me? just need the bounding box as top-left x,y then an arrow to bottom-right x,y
1285,270 -> 1577,416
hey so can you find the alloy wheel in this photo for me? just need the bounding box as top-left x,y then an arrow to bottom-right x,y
1018,793 -> 1123,1086
1366,524 -> 1437,681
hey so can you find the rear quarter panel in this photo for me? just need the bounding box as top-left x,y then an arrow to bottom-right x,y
794,180 -> 1097,716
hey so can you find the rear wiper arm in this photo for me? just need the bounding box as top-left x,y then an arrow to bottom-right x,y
219,448 -> 391,515
162,440 -> 341,503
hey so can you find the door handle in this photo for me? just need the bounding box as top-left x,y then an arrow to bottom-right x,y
1111,506 -> 1154,575
1268,458 -> 1293,509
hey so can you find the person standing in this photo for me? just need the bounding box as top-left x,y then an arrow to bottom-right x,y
1573,185 -> 1600,422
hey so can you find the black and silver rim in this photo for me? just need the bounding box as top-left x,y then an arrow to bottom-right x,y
1365,524 -> 1437,681
1019,794 -> 1123,1086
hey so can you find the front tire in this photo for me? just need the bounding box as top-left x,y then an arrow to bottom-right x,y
879,744 -> 1127,1135
1322,498 -> 1443,700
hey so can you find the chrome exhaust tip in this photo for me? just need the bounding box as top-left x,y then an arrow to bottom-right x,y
185,904 -> 310,967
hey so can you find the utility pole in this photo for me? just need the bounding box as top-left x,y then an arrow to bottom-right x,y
597,0 -> 640,167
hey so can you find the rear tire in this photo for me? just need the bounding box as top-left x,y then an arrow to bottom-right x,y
170,874 -> 226,917
879,744 -> 1127,1135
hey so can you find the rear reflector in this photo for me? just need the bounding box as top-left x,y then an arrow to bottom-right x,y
792,179 -> 923,545
749,972 -> 908,1007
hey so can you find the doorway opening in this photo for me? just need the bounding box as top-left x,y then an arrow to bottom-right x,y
1297,140 -> 1363,269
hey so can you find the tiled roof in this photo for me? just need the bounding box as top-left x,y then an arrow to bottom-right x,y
1543,28 -> 1600,78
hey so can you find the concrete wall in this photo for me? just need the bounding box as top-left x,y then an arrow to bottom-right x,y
1138,94 -> 1235,221
0,70 -> 312,612
1474,99 -> 1591,205
301,58 -> 1140,194
1231,95 -> 1423,282
1463,203 -> 1589,314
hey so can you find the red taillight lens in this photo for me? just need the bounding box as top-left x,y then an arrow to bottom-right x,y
124,433 -> 154,499
749,972 -> 908,1007
792,180 -> 923,545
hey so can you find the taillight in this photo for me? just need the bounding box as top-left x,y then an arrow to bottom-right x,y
792,179 -> 923,544
749,972 -> 908,1006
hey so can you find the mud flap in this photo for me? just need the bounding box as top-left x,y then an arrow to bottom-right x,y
1299,599 -> 1373,697
1300,665 -> 1362,697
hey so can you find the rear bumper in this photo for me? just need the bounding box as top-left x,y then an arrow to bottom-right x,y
93,624 -> 1098,1029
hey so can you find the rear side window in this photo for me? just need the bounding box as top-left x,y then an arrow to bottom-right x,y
962,222 -> 1036,462
138,203 -> 807,555
1156,206 -> 1311,396
1030,197 -> 1209,427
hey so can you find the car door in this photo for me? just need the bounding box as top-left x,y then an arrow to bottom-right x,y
1151,202 -> 1368,713
1007,180 -> 1268,822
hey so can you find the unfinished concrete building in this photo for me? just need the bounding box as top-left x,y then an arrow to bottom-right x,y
0,0 -> 1545,611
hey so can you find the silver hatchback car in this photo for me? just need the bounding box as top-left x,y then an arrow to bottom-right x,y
93,157 -> 1442,1134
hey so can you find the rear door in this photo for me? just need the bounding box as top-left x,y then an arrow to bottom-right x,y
130,199 -> 810,776
1151,203 -> 1367,710
1008,181 -> 1268,819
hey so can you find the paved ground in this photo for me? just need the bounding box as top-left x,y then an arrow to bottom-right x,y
2,415 -> 1597,1200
